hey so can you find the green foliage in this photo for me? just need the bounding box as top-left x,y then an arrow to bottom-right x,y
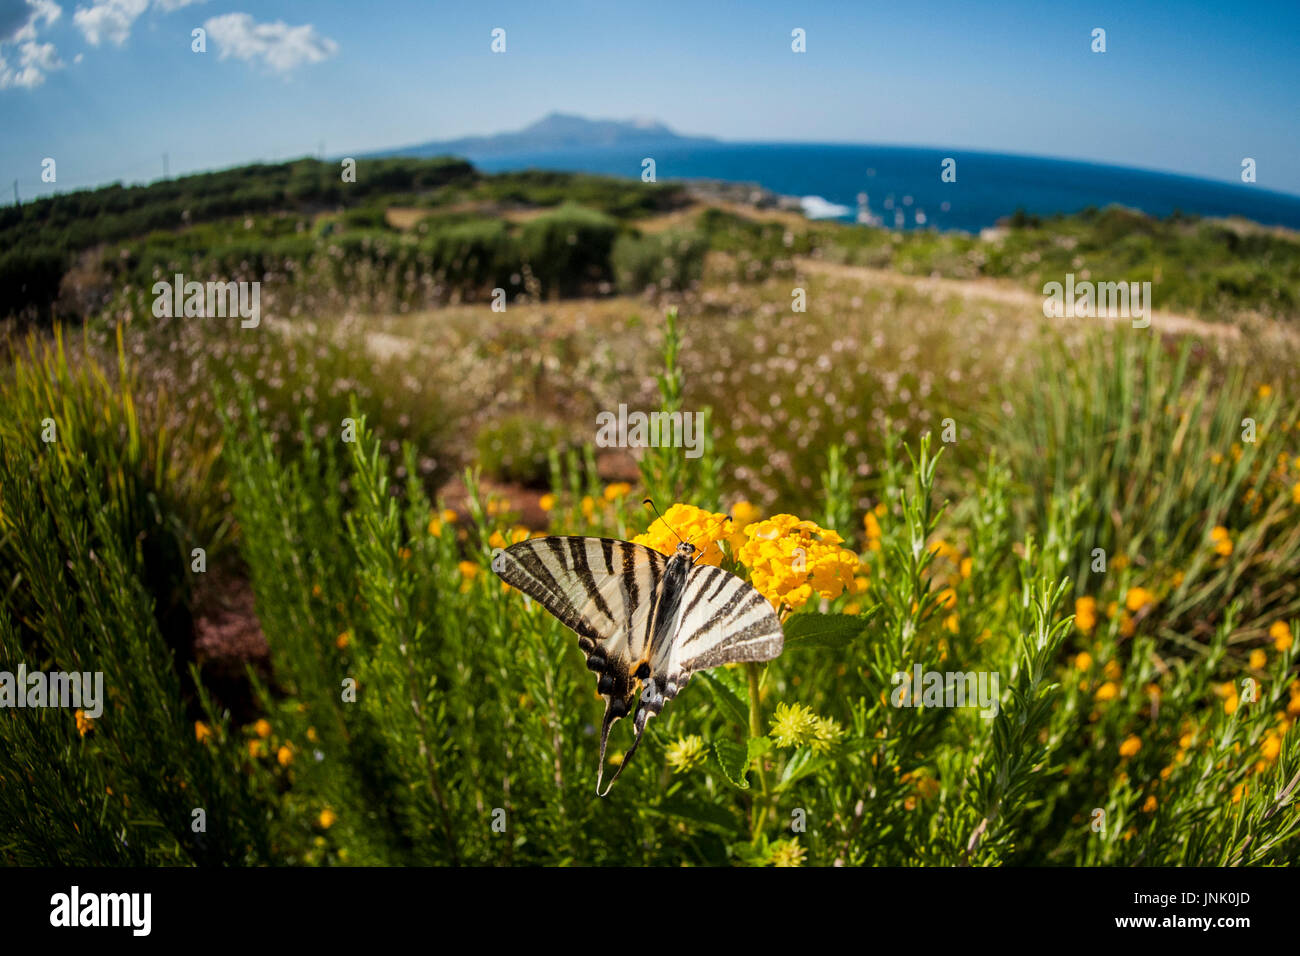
519,204 -> 618,297
0,330 -> 265,864
475,414 -> 580,488
612,229 -> 708,294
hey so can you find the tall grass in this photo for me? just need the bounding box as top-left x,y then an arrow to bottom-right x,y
1,317 -> 1298,866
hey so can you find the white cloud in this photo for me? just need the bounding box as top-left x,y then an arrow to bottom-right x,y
73,0 -> 147,46
71,0 -> 198,46
0,0 -> 63,88
203,12 -> 337,73
0,39 -> 63,88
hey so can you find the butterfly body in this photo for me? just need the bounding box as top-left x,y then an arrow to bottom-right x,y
491,535 -> 783,795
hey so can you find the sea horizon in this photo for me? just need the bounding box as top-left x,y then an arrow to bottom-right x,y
467,141 -> 1300,234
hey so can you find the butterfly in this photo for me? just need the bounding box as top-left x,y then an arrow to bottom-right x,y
491,529 -> 783,795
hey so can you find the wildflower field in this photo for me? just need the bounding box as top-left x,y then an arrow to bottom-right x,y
2,163 -> 1300,868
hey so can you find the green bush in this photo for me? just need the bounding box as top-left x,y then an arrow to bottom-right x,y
520,204 -> 618,297
474,413 -> 580,488
612,229 -> 708,294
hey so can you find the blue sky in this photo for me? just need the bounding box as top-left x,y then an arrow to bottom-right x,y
3,0 -> 1298,200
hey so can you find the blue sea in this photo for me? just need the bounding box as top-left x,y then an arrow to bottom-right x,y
471,143 -> 1300,234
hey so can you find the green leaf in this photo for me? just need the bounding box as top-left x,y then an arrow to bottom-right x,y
646,796 -> 741,835
782,610 -> 874,650
713,738 -> 751,789
698,668 -> 749,727
775,746 -> 829,792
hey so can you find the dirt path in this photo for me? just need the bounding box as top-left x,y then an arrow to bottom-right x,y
793,257 -> 1246,341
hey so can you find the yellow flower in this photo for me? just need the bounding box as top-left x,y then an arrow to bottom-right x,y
1141,795 -> 1157,813
1074,651 -> 1094,672
1261,733 -> 1282,762
737,513 -> 859,611
1270,620 -> 1293,652
1104,659 -> 1121,680
1095,681 -> 1120,702
318,808 -> 337,829
728,500 -> 761,550
633,502 -> 732,567
665,734 -> 706,774
539,493 -> 557,512
1124,587 -> 1155,613
489,526 -> 531,549
1119,734 -> 1142,758
441,508 -> 458,524
581,495 -> 595,518
769,701 -> 819,749
603,482 -> 632,502
254,718 -> 272,739
1292,482 -> 1300,505
336,631 -> 351,650
809,715 -> 845,754
248,739 -> 265,758
960,557 -> 973,579
903,769 -> 940,801
1232,782 -> 1248,804
277,744 -> 294,766
458,560 -> 479,580
1074,597 -> 1097,633
75,710 -> 94,737
1258,384 -> 1274,399
194,721 -> 213,743
863,510 -> 883,551
1249,648 -> 1267,670
427,516 -> 443,537
1210,525 -> 1233,557
769,838 -> 806,867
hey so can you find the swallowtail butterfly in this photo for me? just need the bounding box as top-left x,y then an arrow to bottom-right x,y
491,531 -> 783,795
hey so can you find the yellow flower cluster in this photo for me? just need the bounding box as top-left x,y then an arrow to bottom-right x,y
427,508 -> 458,537
727,500 -> 762,552
737,514 -> 859,611
664,734 -> 707,774
488,526 -> 531,550
768,701 -> 843,752
862,504 -> 886,552
1075,596 -> 1097,633
768,838 -> 807,867
632,502 -> 731,566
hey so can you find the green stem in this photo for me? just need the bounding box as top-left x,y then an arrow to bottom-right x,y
747,661 -> 770,842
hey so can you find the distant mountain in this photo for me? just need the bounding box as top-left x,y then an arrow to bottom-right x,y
381,112 -> 716,159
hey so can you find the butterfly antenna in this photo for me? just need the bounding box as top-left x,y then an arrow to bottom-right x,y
691,511 -> 734,548
642,498 -> 684,545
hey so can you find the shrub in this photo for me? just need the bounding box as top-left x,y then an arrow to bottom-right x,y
475,413 -> 581,488
519,204 -> 618,297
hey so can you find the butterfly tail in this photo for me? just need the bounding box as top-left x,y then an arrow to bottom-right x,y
595,699 -> 645,797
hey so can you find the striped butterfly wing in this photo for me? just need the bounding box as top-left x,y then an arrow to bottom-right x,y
491,536 -> 666,794
634,563 -> 783,742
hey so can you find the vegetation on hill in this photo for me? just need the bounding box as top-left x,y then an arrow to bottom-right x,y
5,158 -> 1300,327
